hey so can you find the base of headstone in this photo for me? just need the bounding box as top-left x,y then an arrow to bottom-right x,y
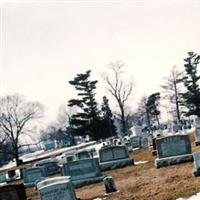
152,150 -> 157,156
100,158 -> 134,171
195,141 -> 200,146
155,154 -> 193,168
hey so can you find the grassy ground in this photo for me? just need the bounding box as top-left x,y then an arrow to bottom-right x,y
23,132 -> 200,200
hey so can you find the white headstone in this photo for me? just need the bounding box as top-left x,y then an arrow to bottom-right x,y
38,178 -> 76,200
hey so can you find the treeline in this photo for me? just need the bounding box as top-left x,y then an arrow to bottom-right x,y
0,52 -> 200,166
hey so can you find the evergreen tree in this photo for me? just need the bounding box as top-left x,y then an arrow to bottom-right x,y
68,70 -> 100,140
100,96 -> 116,138
146,92 -> 161,127
182,52 -> 200,117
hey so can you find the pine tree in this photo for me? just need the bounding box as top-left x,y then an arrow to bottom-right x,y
100,96 -> 116,138
68,70 -> 100,140
182,52 -> 200,117
146,93 -> 161,127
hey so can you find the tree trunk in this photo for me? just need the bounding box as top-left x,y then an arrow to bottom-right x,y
120,104 -> 126,135
174,81 -> 181,122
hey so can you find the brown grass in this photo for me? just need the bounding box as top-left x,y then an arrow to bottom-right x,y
22,131 -> 200,200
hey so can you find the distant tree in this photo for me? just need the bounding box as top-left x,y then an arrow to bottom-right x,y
0,94 -> 44,166
103,61 -> 133,135
182,52 -> 200,117
100,96 -> 116,138
161,66 -> 183,122
146,93 -> 161,127
68,70 -> 100,140
133,96 -> 150,126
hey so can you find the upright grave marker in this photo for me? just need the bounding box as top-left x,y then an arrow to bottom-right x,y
35,158 -> 60,176
193,152 -> 200,176
130,136 -> 140,149
23,166 -> 47,187
99,145 -> 134,171
38,177 -> 77,200
62,158 -> 103,187
155,134 -> 193,168
195,118 -> 200,145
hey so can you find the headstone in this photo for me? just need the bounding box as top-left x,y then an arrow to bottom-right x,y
0,184 -> 27,200
35,159 -> 60,176
141,137 -> 149,148
130,136 -> 140,148
75,150 -> 91,160
193,152 -> 200,176
38,177 -> 76,200
0,174 -> 7,183
37,176 -> 70,190
155,134 -> 193,168
23,166 -> 47,187
99,145 -> 134,171
195,118 -> 200,145
103,176 -> 117,193
194,127 -> 200,145
62,158 -> 103,187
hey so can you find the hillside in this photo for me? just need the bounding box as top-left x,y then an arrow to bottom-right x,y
25,132 -> 200,200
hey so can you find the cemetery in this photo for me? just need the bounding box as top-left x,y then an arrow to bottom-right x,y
1,129 -> 200,200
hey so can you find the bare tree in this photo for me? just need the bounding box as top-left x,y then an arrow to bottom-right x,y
0,94 -> 44,166
161,66 -> 183,123
103,61 -> 133,134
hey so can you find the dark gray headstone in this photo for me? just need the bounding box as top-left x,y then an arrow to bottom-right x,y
23,166 -> 47,187
99,145 -> 134,171
0,174 -> 7,183
130,136 -> 140,148
156,135 -> 192,159
155,134 -> 193,168
35,160 -> 59,176
195,127 -> 200,145
0,184 -> 27,200
193,152 -> 200,176
61,158 -> 102,187
99,145 -> 129,163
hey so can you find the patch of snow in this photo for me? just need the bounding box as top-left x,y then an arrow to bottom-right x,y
177,192 -> 200,200
135,161 -> 148,165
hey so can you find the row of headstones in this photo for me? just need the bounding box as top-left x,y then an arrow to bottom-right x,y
23,145 -> 134,188
103,135 -> 150,151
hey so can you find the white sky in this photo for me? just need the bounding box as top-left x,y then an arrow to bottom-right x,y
1,1 -> 200,124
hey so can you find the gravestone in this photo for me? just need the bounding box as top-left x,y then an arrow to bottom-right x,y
99,145 -> 134,171
0,184 -> 27,200
35,159 -> 60,176
23,166 -> 47,187
130,136 -> 140,148
195,118 -> 200,145
75,150 -> 91,160
152,137 -> 157,155
37,176 -> 70,190
38,177 -> 77,200
195,127 -> 200,146
155,134 -> 193,168
141,137 -> 149,148
0,174 -> 7,183
62,158 -> 103,187
193,152 -> 200,176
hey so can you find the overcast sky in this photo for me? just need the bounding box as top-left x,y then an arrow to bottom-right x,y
1,1 -> 200,125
